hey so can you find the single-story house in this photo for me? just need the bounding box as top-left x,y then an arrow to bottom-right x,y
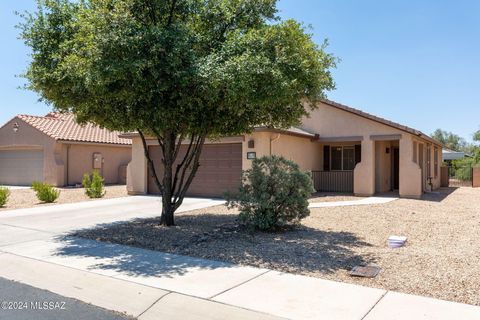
0,112 -> 131,186
124,99 -> 443,198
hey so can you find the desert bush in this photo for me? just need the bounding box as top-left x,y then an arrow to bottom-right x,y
32,181 -> 60,203
226,155 -> 314,231
0,187 -> 10,207
82,171 -> 106,198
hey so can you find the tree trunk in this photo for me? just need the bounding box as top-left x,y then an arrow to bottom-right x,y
160,131 -> 175,226
138,129 -> 206,227
160,196 -> 175,226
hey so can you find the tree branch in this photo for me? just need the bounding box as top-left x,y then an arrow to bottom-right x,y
167,0 -> 177,26
174,134 -> 206,209
171,133 -> 195,195
138,129 -> 163,195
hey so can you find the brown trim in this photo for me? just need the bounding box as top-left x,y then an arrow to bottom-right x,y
57,140 -> 132,147
316,136 -> 363,143
254,127 -> 315,139
0,145 -> 43,150
118,132 -> 139,138
370,134 -> 402,141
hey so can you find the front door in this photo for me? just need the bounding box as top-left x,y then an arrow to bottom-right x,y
393,147 -> 400,190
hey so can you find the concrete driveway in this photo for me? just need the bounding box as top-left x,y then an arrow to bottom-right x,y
0,196 -> 224,238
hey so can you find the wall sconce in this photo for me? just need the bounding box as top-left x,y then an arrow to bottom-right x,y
386,147 -> 390,154
12,122 -> 19,133
248,139 -> 255,148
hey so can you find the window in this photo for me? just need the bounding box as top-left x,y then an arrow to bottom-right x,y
331,147 -> 343,170
412,141 -> 418,163
434,146 -> 439,178
343,147 -> 355,170
426,144 -> 432,177
330,146 -> 355,171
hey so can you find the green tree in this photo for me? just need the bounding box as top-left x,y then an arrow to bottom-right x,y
473,130 -> 480,142
19,0 -> 336,226
431,129 -> 467,151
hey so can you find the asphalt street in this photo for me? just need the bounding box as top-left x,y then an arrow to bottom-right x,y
0,277 -> 133,320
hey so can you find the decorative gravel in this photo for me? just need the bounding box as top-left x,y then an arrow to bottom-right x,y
72,187 -> 480,306
0,185 -> 128,211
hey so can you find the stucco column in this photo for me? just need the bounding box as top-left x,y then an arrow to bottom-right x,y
354,138 -> 375,196
242,132 -> 271,171
127,136 -> 148,194
399,135 -> 422,198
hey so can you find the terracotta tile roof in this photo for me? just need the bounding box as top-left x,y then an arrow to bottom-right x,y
321,99 -> 442,146
17,112 -> 131,145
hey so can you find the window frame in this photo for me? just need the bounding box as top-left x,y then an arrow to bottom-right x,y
330,145 -> 356,171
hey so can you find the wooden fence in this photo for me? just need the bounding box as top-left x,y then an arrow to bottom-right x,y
311,171 -> 354,193
474,167 -> 480,188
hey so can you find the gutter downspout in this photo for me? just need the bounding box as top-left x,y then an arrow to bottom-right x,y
270,133 -> 281,155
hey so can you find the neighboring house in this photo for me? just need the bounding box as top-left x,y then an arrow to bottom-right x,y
442,148 -> 468,163
124,99 -> 443,199
0,112 -> 131,186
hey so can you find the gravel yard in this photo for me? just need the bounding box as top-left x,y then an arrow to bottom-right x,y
72,187 -> 480,306
0,185 -> 128,211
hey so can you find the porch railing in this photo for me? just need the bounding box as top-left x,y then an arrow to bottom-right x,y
311,171 -> 354,193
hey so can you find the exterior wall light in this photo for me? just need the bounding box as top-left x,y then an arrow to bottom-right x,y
13,122 -> 19,133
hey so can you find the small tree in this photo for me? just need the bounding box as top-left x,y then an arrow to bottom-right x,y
82,171 -> 106,198
0,187 -> 10,207
32,181 -> 60,203
20,0 -> 336,226
226,156 -> 314,231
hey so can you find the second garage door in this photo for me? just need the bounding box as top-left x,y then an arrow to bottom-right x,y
148,143 -> 242,197
0,149 -> 44,186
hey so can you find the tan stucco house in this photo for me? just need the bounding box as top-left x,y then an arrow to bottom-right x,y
125,100 -> 443,198
0,112 -> 131,186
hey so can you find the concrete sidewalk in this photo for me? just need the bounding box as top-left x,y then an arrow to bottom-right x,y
1,197 -> 479,319
308,196 -> 398,208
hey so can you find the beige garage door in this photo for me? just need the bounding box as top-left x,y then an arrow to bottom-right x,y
148,143 -> 242,197
0,150 -> 44,186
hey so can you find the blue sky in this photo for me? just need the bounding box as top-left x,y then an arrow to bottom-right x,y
1,1 -> 479,140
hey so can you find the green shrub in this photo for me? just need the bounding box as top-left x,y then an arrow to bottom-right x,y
82,171 -> 106,198
32,181 -> 60,203
226,155 -> 314,231
0,187 -> 10,207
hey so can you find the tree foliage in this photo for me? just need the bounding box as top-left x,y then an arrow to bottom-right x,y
20,0 -> 336,225
431,129 -> 467,151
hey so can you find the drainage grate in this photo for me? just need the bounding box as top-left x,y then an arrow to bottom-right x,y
349,266 -> 381,278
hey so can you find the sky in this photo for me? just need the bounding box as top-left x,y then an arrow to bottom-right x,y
0,1 -> 479,141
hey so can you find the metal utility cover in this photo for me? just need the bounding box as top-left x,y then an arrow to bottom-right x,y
349,266 -> 381,278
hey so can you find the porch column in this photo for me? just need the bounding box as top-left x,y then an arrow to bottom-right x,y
399,135 -> 422,198
354,138 -> 375,196
127,136 -> 148,195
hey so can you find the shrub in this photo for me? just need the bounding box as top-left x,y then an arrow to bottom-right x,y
82,171 -> 106,198
32,181 -> 60,203
226,155 -> 314,231
0,187 -> 10,207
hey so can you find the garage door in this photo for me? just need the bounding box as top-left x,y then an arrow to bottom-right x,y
0,150 -> 44,186
148,143 -> 242,197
